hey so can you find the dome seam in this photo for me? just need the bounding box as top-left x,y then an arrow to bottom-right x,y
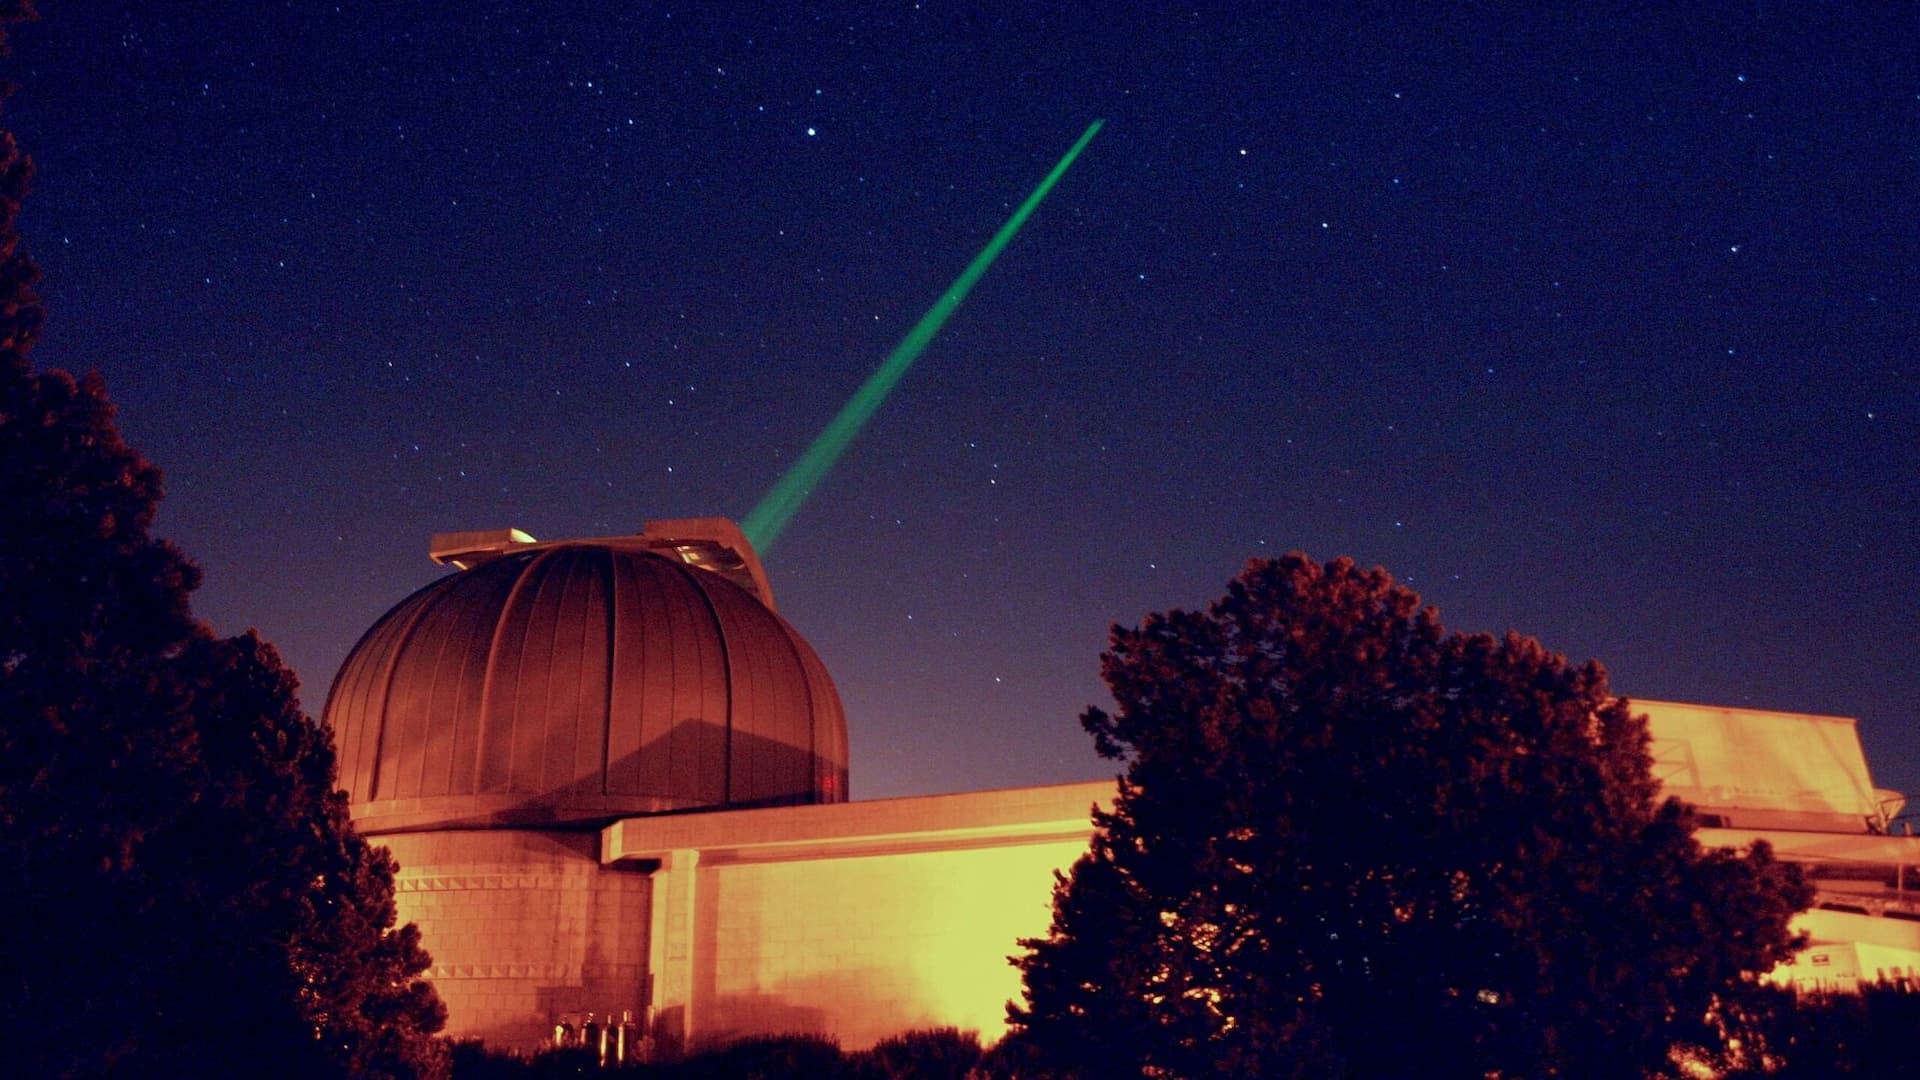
519,546 -> 572,794
662,557 -> 736,806
473,550 -> 547,796
768,609 -> 820,803
367,567 -> 471,801
323,576 -> 451,803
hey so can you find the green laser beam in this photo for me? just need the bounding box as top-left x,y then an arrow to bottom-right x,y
741,119 -> 1105,554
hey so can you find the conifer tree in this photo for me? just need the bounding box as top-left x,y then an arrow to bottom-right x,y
0,7 -> 445,1075
1010,554 -> 1810,1078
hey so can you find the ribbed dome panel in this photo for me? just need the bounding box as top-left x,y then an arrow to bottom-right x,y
324,543 -> 849,832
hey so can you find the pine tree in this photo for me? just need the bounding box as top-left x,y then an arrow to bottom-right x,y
0,7 -> 445,1075
1010,554 -> 1810,1078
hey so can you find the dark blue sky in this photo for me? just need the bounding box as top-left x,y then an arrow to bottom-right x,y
8,3 -> 1916,802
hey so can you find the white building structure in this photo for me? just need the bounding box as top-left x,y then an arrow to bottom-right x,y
323,522 -> 1920,1052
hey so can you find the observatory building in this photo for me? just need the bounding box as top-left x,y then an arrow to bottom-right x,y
325,519 -> 1920,1054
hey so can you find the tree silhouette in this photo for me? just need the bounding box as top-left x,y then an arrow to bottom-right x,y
0,8 -> 444,1075
1010,554 -> 1810,1078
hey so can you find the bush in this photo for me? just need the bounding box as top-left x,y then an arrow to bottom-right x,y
711,1034 -> 845,1079
450,1028 -> 992,1079
1732,984 -> 1920,1078
848,1028 -> 983,1079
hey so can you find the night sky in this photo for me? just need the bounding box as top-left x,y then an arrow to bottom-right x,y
7,4 -> 1916,803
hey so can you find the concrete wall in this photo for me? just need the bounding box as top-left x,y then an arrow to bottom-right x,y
691,838 -> 1090,1049
605,780 -> 1112,1053
379,781 -> 1110,1053
381,829 -> 653,1049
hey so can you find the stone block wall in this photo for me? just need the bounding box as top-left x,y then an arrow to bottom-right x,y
381,829 -> 652,1049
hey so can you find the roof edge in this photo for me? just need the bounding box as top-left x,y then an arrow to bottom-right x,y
423,516 -> 777,609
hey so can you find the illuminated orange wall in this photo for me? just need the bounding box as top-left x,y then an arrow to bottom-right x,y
689,839 -> 1090,1048
601,780 -> 1111,1052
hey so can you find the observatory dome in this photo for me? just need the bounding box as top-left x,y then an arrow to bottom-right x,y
323,520 -> 848,833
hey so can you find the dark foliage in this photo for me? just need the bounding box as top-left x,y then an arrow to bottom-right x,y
0,9 -> 444,1075
1725,984 -> 1920,1078
450,1041 -> 634,1079
847,1027 -> 984,1079
1009,554 -> 1812,1078
448,1040 -> 522,1080
687,1034 -> 848,1079
452,1033 -> 860,1079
